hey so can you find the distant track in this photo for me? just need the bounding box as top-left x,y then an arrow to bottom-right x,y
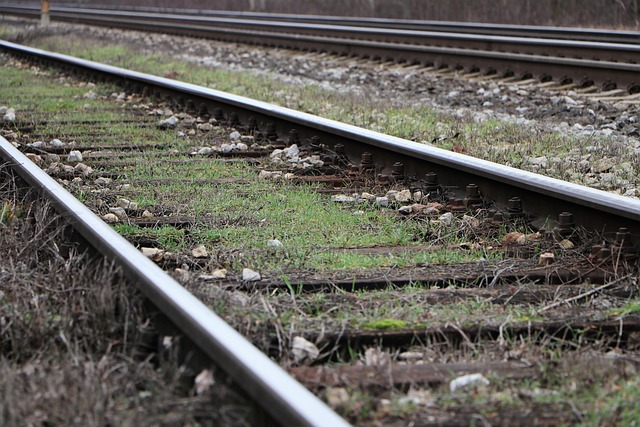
1,3 -> 639,93
3,2 -> 640,44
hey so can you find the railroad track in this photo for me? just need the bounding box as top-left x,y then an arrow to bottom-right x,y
4,2 -> 640,45
1,3 -> 639,94
1,37 -> 640,424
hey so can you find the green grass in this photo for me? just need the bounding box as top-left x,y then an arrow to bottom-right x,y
19,33 -> 639,194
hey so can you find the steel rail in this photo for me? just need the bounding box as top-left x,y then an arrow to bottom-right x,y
21,6 -> 640,61
1,4 -> 638,92
1,39 -> 639,244
0,79 -> 350,427
3,2 -> 639,45
44,12 -> 640,91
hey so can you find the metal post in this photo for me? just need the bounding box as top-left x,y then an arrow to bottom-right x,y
41,0 -> 50,27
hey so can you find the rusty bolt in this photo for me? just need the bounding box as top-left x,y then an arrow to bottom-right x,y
229,112 -> 240,127
554,212 -> 575,239
507,197 -> 522,213
464,184 -> 482,207
558,212 -> 574,228
247,116 -> 258,131
359,152 -> 374,173
266,123 -> 278,141
507,197 -> 525,219
361,152 -> 373,165
493,211 -> 506,223
449,198 -> 466,212
391,162 -> 404,180
185,99 -> 197,114
198,103 -> 209,117
288,129 -> 299,145
425,172 -> 439,192
213,108 -> 224,121
334,143 -> 345,155
310,136 -> 322,152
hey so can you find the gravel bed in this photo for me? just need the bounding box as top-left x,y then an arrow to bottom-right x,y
2,17 -> 639,199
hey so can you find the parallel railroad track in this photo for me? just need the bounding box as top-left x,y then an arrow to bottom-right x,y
1,33 -> 640,425
1,3 -> 639,94
4,2 -> 640,45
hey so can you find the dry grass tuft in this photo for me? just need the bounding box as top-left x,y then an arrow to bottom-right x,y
0,164 -> 252,426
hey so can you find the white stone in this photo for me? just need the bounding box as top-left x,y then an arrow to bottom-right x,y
331,195 -> 356,203
73,163 -> 93,177
394,189 -> 412,203
229,131 -> 241,141
141,210 -> 154,219
270,148 -> 284,158
259,170 -> 282,180
449,373 -> 490,393
117,198 -> 138,210
267,239 -> 283,248
50,139 -> 64,147
398,205 -> 413,215
194,369 -> 215,396
102,213 -> 119,223
220,143 -> 234,153
197,123 -> 213,132
3,111 -> 15,122
398,351 -> 424,361
539,252 -> 555,266
235,142 -> 248,151
291,336 -> 320,363
157,116 -> 178,128
141,247 -> 164,261
28,141 -> 44,148
191,244 -> 209,258
438,212 -> 453,224
197,147 -> 213,155
67,150 -> 83,162
325,387 -> 350,408
242,268 -> 261,282
283,144 -> 299,159
94,177 -> 112,185
375,196 -> 389,207
109,207 -> 127,219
